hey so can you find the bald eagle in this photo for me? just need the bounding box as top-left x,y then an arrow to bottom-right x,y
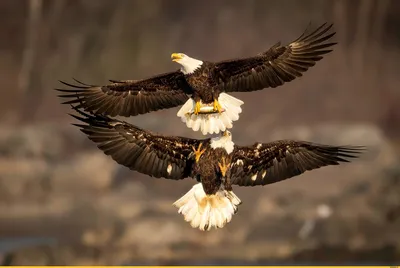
57,23 -> 336,135
69,107 -> 364,231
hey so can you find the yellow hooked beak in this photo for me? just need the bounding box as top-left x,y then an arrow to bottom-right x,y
171,53 -> 183,62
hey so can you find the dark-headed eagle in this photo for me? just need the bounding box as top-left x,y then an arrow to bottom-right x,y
70,107 -> 363,231
58,23 -> 336,135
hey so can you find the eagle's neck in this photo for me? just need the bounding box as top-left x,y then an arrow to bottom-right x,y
180,57 -> 203,75
210,135 -> 234,154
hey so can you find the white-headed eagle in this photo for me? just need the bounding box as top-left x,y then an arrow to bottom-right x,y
57,23 -> 336,135
69,107 -> 364,231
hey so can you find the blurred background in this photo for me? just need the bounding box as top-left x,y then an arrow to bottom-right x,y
0,0 -> 399,265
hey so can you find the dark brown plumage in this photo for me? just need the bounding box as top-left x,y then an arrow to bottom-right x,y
213,23 -> 336,93
70,107 -> 202,180
57,23 -> 336,118
57,72 -> 191,117
229,141 -> 363,186
70,107 -> 364,195
192,147 -> 234,194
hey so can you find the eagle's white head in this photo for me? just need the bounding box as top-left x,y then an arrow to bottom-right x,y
210,130 -> 234,154
171,53 -> 203,75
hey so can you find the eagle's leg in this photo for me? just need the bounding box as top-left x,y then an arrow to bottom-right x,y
192,143 -> 206,162
193,100 -> 202,115
213,98 -> 223,113
218,156 -> 229,177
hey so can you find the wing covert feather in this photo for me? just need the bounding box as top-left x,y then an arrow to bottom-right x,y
213,23 -> 337,93
230,140 -> 364,186
57,71 -> 190,117
70,107 -> 208,180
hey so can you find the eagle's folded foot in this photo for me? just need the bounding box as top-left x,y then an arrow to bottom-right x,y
194,101 -> 202,115
218,156 -> 229,177
192,143 -> 206,162
213,99 -> 223,113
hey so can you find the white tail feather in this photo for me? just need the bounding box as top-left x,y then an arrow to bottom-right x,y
177,93 -> 244,135
173,183 -> 242,231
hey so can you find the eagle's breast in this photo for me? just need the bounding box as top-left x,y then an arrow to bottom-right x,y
184,62 -> 218,103
193,146 -> 231,195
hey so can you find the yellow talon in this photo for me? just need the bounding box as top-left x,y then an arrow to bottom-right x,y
218,156 -> 229,177
192,143 -> 206,162
194,101 -> 201,115
213,99 -> 223,113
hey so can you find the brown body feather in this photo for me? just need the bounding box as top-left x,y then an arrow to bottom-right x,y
185,63 -> 220,104
193,147 -> 233,194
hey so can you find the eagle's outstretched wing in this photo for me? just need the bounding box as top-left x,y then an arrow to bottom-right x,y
229,140 -> 364,187
70,107 -> 208,180
213,23 -> 336,93
56,70 -> 190,117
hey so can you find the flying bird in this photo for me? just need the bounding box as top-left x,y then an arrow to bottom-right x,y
69,107 -> 364,231
57,23 -> 337,135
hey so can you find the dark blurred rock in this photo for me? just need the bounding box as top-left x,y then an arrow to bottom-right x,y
50,152 -> 117,194
0,123 -> 89,160
0,124 -> 64,159
0,158 -> 49,202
